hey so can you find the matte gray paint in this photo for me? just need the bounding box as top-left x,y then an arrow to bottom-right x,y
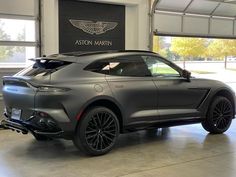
1,51 -> 236,138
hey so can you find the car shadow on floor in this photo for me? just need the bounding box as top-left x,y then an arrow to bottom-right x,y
116,128 -> 170,149
9,127 -> 234,162
9,128 -> 171,160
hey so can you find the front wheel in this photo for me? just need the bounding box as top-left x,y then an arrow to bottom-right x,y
73,107 -> 120,156
202,96 -> 234,134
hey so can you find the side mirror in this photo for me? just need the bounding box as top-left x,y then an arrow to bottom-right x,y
182,69 -> 191,82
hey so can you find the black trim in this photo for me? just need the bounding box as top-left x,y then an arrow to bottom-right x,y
33,130 -> 64,138
124,117 -> 203,132
1,119 -> 64,137
61,50 -> 156,57
1,119 -> 28,134
38,0 -> 42,56
196,88 -> 211,109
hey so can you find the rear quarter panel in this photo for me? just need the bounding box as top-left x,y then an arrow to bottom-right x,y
35,63 -> 115,130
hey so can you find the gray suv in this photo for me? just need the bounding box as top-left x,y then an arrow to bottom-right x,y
1,50 -> 235,156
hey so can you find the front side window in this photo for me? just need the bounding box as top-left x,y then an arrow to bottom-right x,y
142,56 -> 180,77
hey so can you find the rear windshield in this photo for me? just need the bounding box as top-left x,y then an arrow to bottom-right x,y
16,59 -> 71,77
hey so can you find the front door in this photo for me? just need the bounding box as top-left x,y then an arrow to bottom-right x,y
142,55 -> 209,120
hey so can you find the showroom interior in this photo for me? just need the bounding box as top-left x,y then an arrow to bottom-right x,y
1,0 -> 236,176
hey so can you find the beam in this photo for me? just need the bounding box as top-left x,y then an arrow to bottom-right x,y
0,41 -> 38,47
210,2 -> 221,16
183,0 -> 194,14
0,13 -> 36,20
155,9 -> 235,20
149,0 -> 160,51
154,31 -> 236,39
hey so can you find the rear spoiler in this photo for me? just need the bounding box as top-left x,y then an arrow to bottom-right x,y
29,55 -> 76,63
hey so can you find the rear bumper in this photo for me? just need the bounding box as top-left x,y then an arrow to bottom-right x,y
1,119 -> 29,134
1,109 -> 72,139
2,105 -> 75,139
1,118 -> 65,138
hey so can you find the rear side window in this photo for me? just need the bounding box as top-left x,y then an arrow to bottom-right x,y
16,59 -> 71,77
84,60 -> 110,75
85,56 -> 151,77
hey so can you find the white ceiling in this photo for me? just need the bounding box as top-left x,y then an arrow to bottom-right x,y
156,0 -> 236,18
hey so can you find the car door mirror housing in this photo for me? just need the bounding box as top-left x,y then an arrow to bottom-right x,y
182,70 -> 191,81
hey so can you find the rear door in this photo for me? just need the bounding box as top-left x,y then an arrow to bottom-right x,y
105,55 -> 158,125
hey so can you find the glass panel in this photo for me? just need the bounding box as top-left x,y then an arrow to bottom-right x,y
153,35 -> 236,93
84,60 -> 110,74
0,46 -> 35,66
143,56 -> 179,77
17,60 -> 71,77
153,36 -> 236,83
108,56 -> 151,77
85,56 -> 151,77
0,18 -> 35,42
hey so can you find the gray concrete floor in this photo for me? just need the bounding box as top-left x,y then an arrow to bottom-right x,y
1,122 -> 236,177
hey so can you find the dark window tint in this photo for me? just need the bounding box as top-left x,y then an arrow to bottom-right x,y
16,59 -> 71,77
83,60 -> 110,75
85,56 -> 151,77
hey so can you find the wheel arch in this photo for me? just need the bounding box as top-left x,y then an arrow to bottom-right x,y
210,89 -> 235,116
76,96 -> 124,133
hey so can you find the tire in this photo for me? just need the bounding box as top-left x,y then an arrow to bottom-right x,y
202,96 -> 234,134
73,107 -> 120,156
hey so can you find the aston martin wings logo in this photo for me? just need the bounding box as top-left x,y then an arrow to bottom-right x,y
69,19 -> 118,35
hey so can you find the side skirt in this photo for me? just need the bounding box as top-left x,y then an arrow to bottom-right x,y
123,117 -> 203,133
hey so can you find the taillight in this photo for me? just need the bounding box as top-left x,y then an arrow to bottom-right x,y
37,86 -> 70,92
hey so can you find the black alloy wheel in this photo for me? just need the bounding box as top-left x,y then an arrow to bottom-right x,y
202,96 -> 234,134
73,107 -> 119,156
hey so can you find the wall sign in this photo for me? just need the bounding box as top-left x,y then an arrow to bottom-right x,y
59,0 -> 125,53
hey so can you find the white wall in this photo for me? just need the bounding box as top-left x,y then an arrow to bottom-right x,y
41,0 -> 59,55
41,0 -> 150,55
0,0 -> 37,16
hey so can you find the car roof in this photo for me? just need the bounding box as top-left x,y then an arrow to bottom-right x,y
31,50 -> 160,64
61,50 -> 156,57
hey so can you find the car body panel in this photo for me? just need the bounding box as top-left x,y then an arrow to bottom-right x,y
106,75 -> 158,124
153,77 -> 209,119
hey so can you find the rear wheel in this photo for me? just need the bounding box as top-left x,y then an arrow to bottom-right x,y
202,96 -> 234,134
73,107 -> 120,156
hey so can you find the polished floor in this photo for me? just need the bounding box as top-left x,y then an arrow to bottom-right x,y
1,121 -> 236,177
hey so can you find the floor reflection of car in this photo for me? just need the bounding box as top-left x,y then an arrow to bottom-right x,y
1,50 -> 235,156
